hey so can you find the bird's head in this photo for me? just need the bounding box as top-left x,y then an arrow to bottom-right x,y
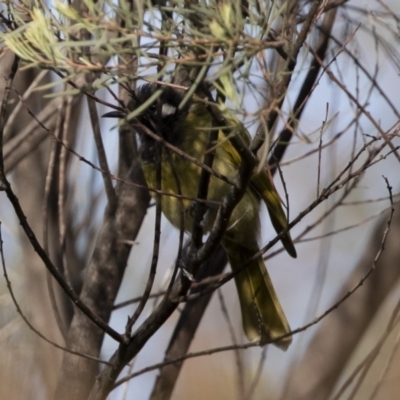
103,82 -> 210,162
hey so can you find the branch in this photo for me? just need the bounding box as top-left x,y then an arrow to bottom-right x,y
149,247 -> 228,400
54,158 -> 150,400
268,7 -> 338,173
283,193 -> 400,400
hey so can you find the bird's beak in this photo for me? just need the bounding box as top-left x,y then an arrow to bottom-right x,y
102,111 -> 125,119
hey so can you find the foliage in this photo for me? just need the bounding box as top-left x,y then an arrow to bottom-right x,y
0,1 -> 400,400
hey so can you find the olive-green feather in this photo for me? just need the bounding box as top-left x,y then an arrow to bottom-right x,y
250,171 -> 297,258
223,240 -> 292,349
218,120 -> 296,258
117,84 -> 296,349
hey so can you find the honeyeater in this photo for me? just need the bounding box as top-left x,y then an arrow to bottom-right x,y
105,82 -> 296,349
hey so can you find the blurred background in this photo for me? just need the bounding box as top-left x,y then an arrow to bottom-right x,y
1,1 -> 400,399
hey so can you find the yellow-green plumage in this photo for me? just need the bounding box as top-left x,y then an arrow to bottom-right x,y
137,88 -> 295,349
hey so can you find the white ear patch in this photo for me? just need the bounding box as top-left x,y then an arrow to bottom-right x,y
162,103 -> 176,117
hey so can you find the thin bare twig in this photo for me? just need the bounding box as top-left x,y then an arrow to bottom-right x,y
87,95 -> 118,209
114,190 -> 394,387
0,222 -> 112,366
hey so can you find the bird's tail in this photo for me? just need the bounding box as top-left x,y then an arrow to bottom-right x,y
224,243 -> 292,350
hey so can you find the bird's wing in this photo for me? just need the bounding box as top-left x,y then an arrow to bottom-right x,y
250,169 -> 297,258
217,119 -> 296,257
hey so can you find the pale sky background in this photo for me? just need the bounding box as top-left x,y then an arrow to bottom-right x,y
101,3 -> 400,399
1,1 -> 400,399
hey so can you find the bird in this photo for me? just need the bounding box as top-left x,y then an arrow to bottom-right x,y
104,81 -> 296,349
